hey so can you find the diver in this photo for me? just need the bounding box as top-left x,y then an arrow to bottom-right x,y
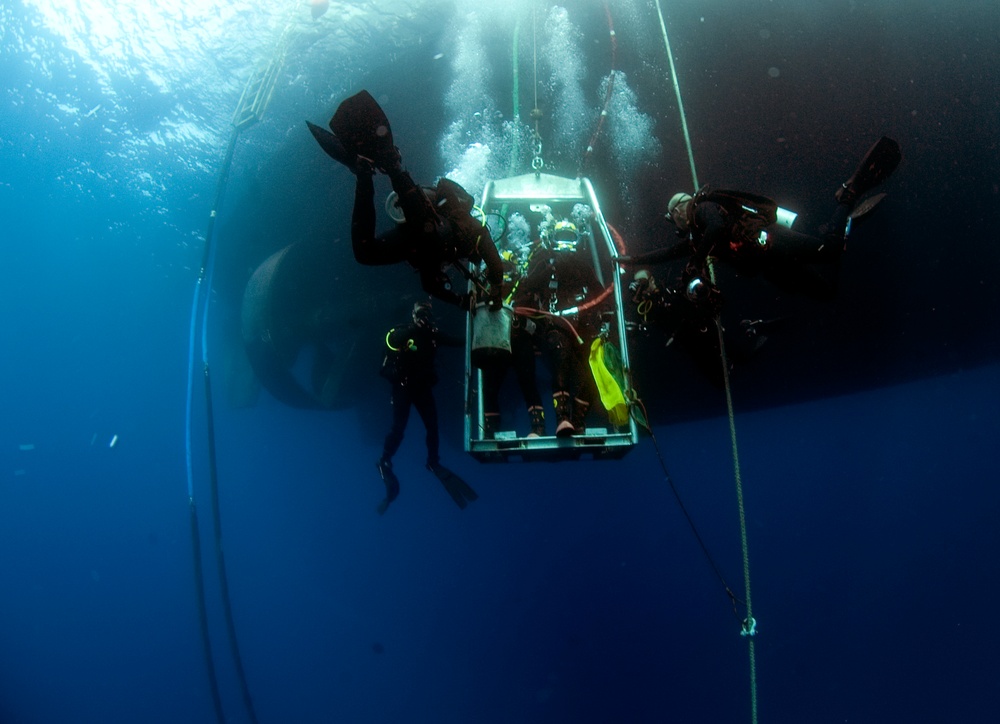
480,240 -> 546,439
515,216 -> 603,436
623,137 -> 902,300
628,267 -> 764,387
375,301 -> 478,513
307,90 -> 504,310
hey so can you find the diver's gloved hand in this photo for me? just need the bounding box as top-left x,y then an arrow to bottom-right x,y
486,290 -> 503,311
353,155 -> 375,177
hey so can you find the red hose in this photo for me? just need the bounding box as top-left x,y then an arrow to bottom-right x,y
570,223 -> 628,314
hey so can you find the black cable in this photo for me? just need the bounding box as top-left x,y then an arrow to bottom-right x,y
204,366 -> 259,724
636,401 -> 746,622
189,501 -> 226,724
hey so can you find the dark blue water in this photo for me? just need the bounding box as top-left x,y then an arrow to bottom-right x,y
2,1 -> 999,722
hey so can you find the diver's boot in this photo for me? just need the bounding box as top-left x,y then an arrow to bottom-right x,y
483,412 -> 501,440
835,136 -> 902,206
571,398 -> 590,435
553,392 -> 575,438
527,406 -> 546,438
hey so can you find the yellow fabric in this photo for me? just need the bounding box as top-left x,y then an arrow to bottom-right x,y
589,338 -> 628,426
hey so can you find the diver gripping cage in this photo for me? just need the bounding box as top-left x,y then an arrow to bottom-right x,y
463,172 -> 639,462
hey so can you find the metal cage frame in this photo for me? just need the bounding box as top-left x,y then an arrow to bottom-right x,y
463,172 -> 639,462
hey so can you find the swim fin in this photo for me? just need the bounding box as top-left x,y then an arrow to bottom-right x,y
837,136 -> 902,205
376,458 -> 400,515
329,90 -> 400,172
306,120 -> 362,171
427,463 -> 478,510
848,192 -> 887,221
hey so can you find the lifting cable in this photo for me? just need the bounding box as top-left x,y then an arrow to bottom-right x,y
708,261 -> 759,714
529,8 -> 545,171
509,19 -> 522,176
577,2 -> 618,178
653,0 -> 699,190
652,1 -> 759,722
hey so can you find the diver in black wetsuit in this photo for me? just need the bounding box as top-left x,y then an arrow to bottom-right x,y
515,219 -> 603,437
628,264 -> 793,387
375,301 -> 477,513
626,136 -> 902,300
623,137 -> 901,384
307,90 -> 504,310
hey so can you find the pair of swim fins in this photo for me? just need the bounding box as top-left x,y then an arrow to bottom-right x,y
375,458 -> 478,513
306,90 -> 398,173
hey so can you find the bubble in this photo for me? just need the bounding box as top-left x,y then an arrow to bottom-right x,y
599,70 -> 661,204
541,7 -> 588,160
768,67 -> 780,78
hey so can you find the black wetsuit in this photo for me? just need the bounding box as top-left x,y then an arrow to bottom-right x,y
380,322 -> 461,467
480,322 -> 545,430
515,243 -> 603,420
629,270 -> 729,386
632,189 -> 853,300
352,169 -> 504,308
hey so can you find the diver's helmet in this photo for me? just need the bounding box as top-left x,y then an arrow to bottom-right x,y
551,220 -> 580,252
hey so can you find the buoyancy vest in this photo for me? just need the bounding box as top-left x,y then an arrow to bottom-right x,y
692,186 -> 778,251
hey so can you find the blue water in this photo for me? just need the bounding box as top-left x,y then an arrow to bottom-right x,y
2,1 -> 999,722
